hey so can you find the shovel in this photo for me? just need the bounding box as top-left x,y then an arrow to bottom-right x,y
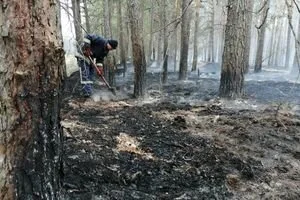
88,56 -> 116,95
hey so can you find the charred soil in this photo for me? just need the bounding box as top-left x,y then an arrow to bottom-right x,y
61,68 -> 300,200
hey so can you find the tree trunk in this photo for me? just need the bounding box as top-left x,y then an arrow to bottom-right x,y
0,0 -> 65,199
83,0 -> 91,33
268,18 -> 276,66
173,0 -> 181,72
147,0 -> 155,65
156,1 -> 163,66
243,0 -> 254,73
293,15 -> 300,72
275,21 -> 283,67
192,0 -> 201,72
179,0 -> 192,80
219,0 -> 250,98
104,0 -> 115,86
127,0 -> 147,98
118,0 -> 127,76
208,0 -> 215,63
71,0 -> 83,46
254,0 -> 270,73
162,0 -> 169,84
126,13 -> 132,62
285,0 -> 293,69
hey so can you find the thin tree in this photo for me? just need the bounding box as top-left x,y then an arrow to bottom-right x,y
156,1 -> 163,66
118,0 -> 127,76
172,0 -> 181,72
208,0 -> 215,63
268,16 -> 277,66
71,0 -> 83,46
147,0 -> 155,65
254,0 -> 270,73
103,0 -> 116,86
219,0 -> 250,98
293,9 -> 300,72
179,0 -> 192,80
127,0 -> 147,97
274,20 -> 284,67
0,0 -> 65,199
243,0 -> 254,73
162,0 -> 169,84
192,0 -> 201,72
83,0 -> 91,33
285,0 -> 293,68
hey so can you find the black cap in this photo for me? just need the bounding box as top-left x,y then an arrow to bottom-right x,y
108,40 -> 118,49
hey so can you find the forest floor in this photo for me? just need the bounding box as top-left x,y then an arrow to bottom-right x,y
61,63 -> 300,200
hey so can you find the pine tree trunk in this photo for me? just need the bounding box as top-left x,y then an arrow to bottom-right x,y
0,0 -> 65,199
127,0 -> 147,97
162,0 -> 169,84
104,0 -> 115,86
173,0 -> 181,72
147,0 -> 155,65
219,0 -> 249,98
192,0 -> 201,72
83,0 -> 91,33
243,0 -> 254,73
157,2 -> 163,66
254,0 -> 270,73
179,0 -> 192,80
293,15 -> 300,72
285,0 -> 293,69
118,0 -> 127,76
268,19 -> 276,66
71,0 -> 83,46
208,0 -> 215,63
275,21 -> 283,67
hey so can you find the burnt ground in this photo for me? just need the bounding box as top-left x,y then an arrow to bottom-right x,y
61,63 -> 300,200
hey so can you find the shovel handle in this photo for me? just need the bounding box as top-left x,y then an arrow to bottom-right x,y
88,56 -> 112,89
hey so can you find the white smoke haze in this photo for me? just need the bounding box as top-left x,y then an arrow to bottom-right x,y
91,89 -> 130,102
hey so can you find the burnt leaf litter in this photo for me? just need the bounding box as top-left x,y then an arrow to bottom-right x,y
61,64 -> 300,200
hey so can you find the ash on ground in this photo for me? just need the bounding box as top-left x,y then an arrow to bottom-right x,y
61,63 -> 300,200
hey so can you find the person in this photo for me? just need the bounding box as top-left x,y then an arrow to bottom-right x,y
76,34 -> 118,97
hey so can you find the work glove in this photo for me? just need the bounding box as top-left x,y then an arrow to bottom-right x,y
83,48 -> 92,57
81,42 -> 92,57
96,63 -> 104,76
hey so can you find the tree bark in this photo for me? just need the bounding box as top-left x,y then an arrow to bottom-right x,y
268,17 -> 276,66
173,0 -> 181,72
127,0 -> 147,97
0,0 -> 65,199
219,0 -> 250,98
71,0 -> 83,46
162,0 -> 169,84
285,0 -> 293,69
192,0 -> 201,72
103,0 -> 116,86
118,0 -> 127,76
83,0 -> 91,33
293,15 -> 300,72
274,21 -> 283,67
147,0 -> 155,65
208,0 -> 215,63
179,0 -> 192,80
156,1 -> 163,66
243,0 -> 254,73
254,0 -> 270,73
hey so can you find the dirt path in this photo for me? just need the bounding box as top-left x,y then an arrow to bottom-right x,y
61,68 -> 300,200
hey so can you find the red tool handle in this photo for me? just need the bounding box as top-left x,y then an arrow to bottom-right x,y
88,56 -> 112,89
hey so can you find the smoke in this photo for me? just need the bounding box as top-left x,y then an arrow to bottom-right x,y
91,88 -> 130,102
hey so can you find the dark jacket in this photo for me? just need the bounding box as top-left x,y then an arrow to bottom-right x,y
85,34 -> 109,63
